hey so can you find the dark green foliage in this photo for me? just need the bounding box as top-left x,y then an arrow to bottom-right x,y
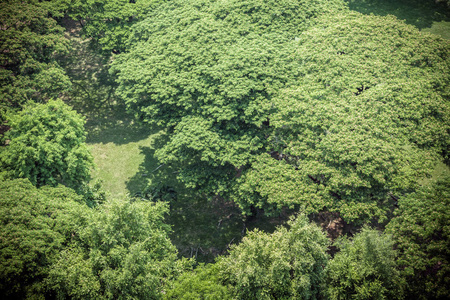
0,0 -> 71,120
325,227 -> 403,300
164,263 -> 232,299
76,180 -> 107,208
386,176 -> 450,299
347,0 -> 450,29
217,214 -> 329,299
239,12 -> 450,222
67,0 -> 162,54
0,99 -> 93,188
0,179 -> 88,299
0,178 -> 182,299
48,198 -> 186,299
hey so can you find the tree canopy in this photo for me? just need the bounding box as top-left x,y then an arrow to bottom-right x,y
65,0 -> 163,54
325,227 -> 403,300
0,0 -> 71,121
112,0 -> 450,223
0,99 -> 93,188
239,12 -> 450,222
48,198 -> 185,299
111,0 -> 348,198
0,178 -> 184,299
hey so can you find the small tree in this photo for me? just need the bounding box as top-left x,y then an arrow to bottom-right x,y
325,227 -> 403,300
386,176 -> 450,299
0,179 -> 89,299
217,214 -> 329,300
48,198 -> 185,299
164,263 -> 233,300
0,99 -> 93,188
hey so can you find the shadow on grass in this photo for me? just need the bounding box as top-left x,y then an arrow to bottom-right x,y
84,106 -> 161,145
346,0 -> 450,29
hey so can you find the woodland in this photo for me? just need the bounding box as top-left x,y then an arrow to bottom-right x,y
0,0 -> 449,299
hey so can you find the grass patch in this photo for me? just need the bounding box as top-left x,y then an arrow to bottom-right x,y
89,132 -> 161,198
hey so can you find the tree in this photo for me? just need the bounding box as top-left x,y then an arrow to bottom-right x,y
0,0 -> 71,122
112,1 -> 449,223
236,12 -> 450,222
325,227 -> 403,300
386,176 -> 450,299
0,99 -> 93,188
0,178 -> 184,299
217,214 -> 329,299
111,0 -> 347,197
0,179 -> 90,299
48,198 -> 186,299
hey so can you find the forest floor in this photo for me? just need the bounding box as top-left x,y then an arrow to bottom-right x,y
60,0 -> 450,262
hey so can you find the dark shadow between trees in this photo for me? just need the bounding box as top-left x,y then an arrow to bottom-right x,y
346,0 -> 450,29
125,136 -> 295,262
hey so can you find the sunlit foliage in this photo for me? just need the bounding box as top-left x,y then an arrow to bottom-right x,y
326,227 -> 403,300
0,99 -> 93,188
217,214 -> 329,299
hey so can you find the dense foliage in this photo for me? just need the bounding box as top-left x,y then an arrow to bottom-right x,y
48,198 -> 185,299
0,0 -> 71,121
386,176 -> 450,299
164,264 -> 233,299
112,0 -> 449,224
66,0 -> 162,53
217,215 -> 329,299
1,0 -> 449,298
240,12 -> 450,222
0,99 -> 93,188
325,227 -> 403,300
0,179 -> 183,299
111,0 -> 347,201
0,179 -> 88,299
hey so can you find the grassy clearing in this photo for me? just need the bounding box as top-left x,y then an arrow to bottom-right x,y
87,119 -> 162,198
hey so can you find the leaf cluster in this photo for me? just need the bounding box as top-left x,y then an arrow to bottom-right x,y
0,99 -> 93,188
66,0 -> 163,54
0,179 -> 88,299
48,198 -> 185,299
325,227 -> 403,300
